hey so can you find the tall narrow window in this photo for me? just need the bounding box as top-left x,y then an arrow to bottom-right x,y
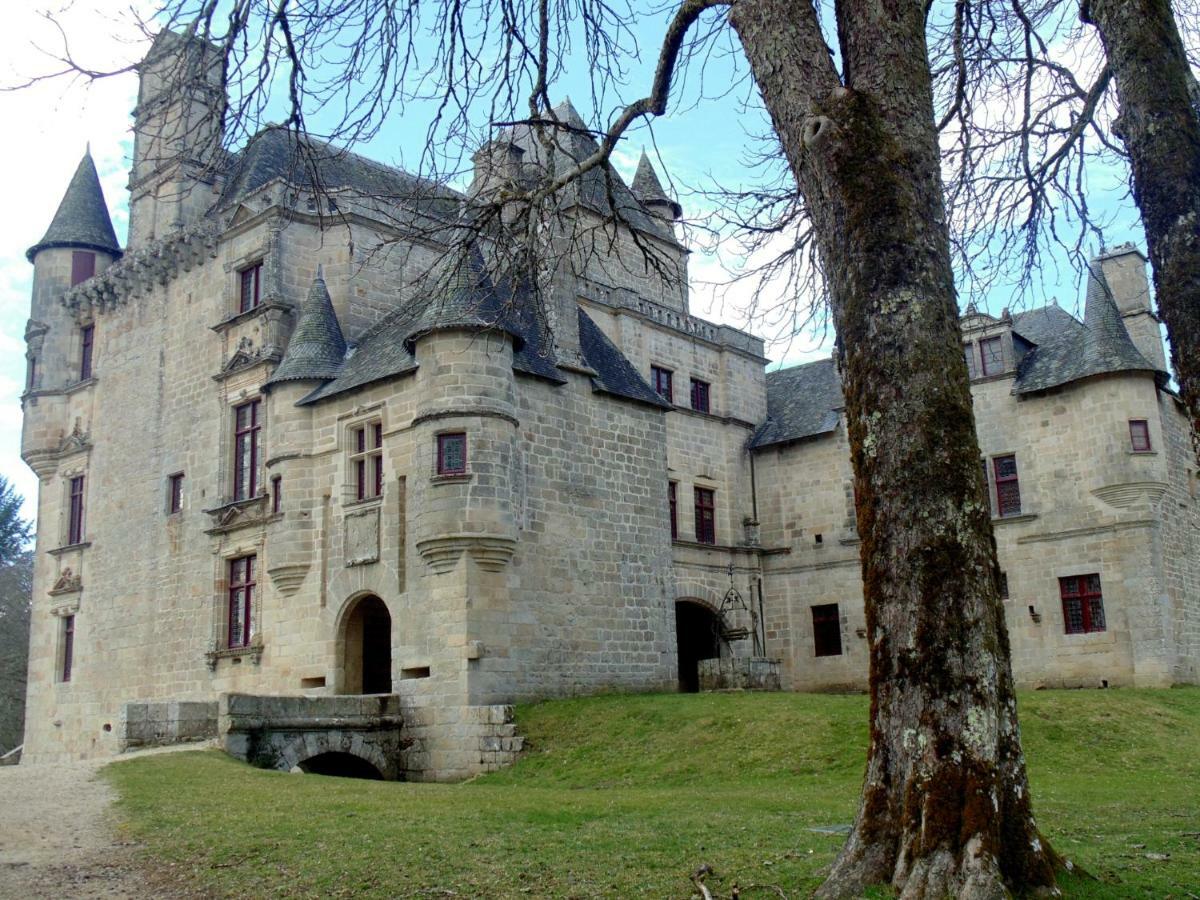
690,378 -> 711,413
26,357 -> 36,392
979,336 -> 1003,376
811,604 -> 843,657
239,262 -> 263,313
993,454 -> 1021,517
233,399 -> 261,501
79,324 -> 94,381
61,615 -> 75,682
228,556 -> 256,648
351,422 -> 384,499
651,365 -> 673,403
668,481 -> 678,540
168,473 -> 185,514
67,475 -> 85,545
437,432 -> 467,475
963,343 -> 976,379
70,251 -> 95,287
694,487 -> 715,545
1129,419 -> 1152,452
271,475 -> 282,514
1060,574 -> 1105,634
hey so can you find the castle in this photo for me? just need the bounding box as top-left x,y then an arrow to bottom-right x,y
19,34 -> 1200,779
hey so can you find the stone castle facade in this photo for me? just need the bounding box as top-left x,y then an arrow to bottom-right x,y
19,35 -> 1200,779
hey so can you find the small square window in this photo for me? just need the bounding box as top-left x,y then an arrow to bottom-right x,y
651,366 -> 673,403
1129,419 -> 1152,452
812,604 -> 843,657
690,378 -> 710,414
239,262 -> 263,313
168,473 -> 185,514
437,432 -> 467,475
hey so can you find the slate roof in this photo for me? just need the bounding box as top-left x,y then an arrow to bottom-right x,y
630,151 -> 682,220
28,151 -> 122,261
752,264 -> 1164,448
749,357 -> 843,450
265,269 -> 347,385
400,244 -> 525,349
495,100 -> 681,245
216,126 -> 464,220
1012,265 -> 1160,395
578,309 -> 672,409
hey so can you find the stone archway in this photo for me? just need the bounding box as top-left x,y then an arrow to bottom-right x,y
338,594 -> 392,695
297,751 -> 385,780
675,600 -> 723,693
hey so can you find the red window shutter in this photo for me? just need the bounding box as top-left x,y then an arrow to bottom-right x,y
71,251 -> 95,287
1129,420 -> 1151,452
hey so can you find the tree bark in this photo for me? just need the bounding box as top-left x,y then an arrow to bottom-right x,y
1082,0 -> 1200,459
729,2 -> 1060,896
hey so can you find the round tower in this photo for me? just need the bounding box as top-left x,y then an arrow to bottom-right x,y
23,150 -> 122,476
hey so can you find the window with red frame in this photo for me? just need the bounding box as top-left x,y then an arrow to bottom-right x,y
67,475 -> 85,545
690,378 -> 710,413
70,251 -> 95,286
228,555 -> 256,648
651,365 -> 673,403
233,399 -> 261,501
437,432 -> 467,475
668,481 -> 678,540
79,324 -> 94,381
61,615 -> 75,682
811,603 -> 843,657
168,473 -> 184,514
993,454 -> 1021,517
1060,574 -> 1105,634
694,487 -> 716,544
979,336 -> 1003,376
351,422 -> 384,499
239,262 -> 263,313
1129,419 -> 1152,452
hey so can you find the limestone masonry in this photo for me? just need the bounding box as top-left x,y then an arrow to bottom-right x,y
20,34 -> 1200,779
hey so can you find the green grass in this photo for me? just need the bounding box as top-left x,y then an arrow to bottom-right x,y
104,689 -> 1200,898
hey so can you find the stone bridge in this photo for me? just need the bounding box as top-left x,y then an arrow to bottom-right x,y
219,693 -> 407,780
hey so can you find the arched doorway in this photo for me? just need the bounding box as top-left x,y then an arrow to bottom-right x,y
341,594 -> 392,694
297,751 -> 385,780
675,600 -> 722,693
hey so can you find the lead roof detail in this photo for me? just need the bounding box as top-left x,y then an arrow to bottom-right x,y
27,151 -> 122,261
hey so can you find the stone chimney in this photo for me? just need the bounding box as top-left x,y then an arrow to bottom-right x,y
1097,243 -> 1167,373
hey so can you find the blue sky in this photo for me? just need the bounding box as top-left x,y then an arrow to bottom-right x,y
1,1 -> 1148,527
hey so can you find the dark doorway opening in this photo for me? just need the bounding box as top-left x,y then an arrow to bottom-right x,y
342,594 -> 392,694
675,601 -> 722,693
297,752 -> 384,780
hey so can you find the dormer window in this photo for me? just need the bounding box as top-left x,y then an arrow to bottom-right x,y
239,262 -> 263,313
979,336 -> 1003,376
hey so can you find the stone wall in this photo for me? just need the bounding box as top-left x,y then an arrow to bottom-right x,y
119,700 -> 217,750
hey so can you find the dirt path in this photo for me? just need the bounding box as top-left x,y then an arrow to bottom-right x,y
0,746 -> 210,899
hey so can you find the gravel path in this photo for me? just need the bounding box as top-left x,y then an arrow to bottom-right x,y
0,746 -> 210,899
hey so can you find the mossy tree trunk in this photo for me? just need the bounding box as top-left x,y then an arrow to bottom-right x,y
1082,0 -> 1200,458
729,2 -> 1060,896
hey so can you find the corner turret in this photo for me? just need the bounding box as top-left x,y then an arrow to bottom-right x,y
26,151 -> 122,262
631,151 -> 682,221
266,267 -> 347,387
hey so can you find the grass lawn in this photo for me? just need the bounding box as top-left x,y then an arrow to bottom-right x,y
105,688 -> 1200,898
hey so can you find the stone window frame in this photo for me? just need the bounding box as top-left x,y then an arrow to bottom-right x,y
209,541 -> 266,663
79,322 -> 95,381
811,603 -> 843,657
978,335 -> 1004,376
217,241 -> 278,328
65,472 -> 87,548
651,364 -> 673,404
58,613 -> 76,683
339,406 -> 387,506
167,472 -> 185,515
694,485 -> 716,545
232,397 -> 264,502
1059,573 -> 1106,635
350,420 -> 385,501
436,431 -> 468,477
1129,419 -> 1153,453
982,452 -> 1025,519
238,260 -> 264,314
668,480 -> 678,540
689,377 -> 711,414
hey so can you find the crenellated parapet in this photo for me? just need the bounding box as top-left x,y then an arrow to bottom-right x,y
60,220 -> 221,313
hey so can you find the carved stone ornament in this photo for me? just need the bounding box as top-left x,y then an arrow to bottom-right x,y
416,534 -> 517,574
268,564 -> 310,596
49,567 -> 82,596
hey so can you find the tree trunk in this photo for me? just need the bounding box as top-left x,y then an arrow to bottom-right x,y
729,2 -> 1060,896
1082,0 -> 1200,459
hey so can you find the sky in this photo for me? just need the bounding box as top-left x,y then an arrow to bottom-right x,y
0,1 -> 1149,528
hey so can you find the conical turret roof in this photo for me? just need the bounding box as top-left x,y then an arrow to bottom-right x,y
403,244 -> 524,349
267,268 -> 347,385
27,151 -> 122,261
630,151 -> 682,220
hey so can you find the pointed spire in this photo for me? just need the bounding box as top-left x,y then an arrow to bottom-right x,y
630,151 -> 682,220
267,269 -> 347,385
27,150 -> 122,262
1080,259 -> 1158,373
551,97 -> 588,132
404,243 -> 523,349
